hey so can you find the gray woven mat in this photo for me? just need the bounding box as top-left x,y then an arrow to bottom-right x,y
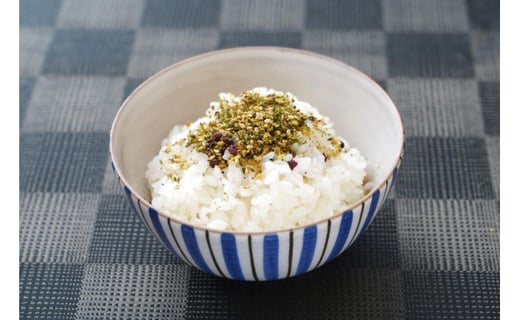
20,0 -> 499,319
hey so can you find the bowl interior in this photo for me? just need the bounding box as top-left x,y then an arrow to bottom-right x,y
111,47 -> 403,204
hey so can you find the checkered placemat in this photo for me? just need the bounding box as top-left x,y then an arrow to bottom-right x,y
20,0 -> 500,319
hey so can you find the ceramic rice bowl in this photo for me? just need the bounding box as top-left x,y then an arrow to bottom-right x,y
110,47 -> 405,281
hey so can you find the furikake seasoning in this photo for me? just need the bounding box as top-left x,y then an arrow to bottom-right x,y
183,90 -> 343,174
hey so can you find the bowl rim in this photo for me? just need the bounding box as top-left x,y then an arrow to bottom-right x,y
110,46 -> 405,235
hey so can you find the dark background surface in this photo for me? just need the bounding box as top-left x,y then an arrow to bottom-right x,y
20,0 -> 499,319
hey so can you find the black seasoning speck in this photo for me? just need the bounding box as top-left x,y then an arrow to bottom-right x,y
222,135 -> 232,146
288,159 -> 298,170
209,158 -> 219,168
228,144 -> 238,155
213,131 -> 223,140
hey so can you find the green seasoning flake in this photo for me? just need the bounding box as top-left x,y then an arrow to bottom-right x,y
186,90 -> 341,174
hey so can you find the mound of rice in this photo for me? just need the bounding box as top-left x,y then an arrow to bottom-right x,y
146,88 -> 369,232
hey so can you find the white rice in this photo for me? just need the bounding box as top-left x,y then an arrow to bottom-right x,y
146,88 -> 369,232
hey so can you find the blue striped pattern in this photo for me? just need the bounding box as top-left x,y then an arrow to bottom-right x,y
115,161 -> 397,280
123,186 -> 151,233
123,186 -> 137,213
391,167 -> 399,188
326,211 -> 353,263
181,225 -> 212,275
296,226 -> 318,275
165,219 -> 194,267
263,235 -> 279,281
360,189 -> 380,235
221,233 -> 244,280
148,208 -> 176,254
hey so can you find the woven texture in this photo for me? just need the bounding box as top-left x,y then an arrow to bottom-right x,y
19,0 -> 499,319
